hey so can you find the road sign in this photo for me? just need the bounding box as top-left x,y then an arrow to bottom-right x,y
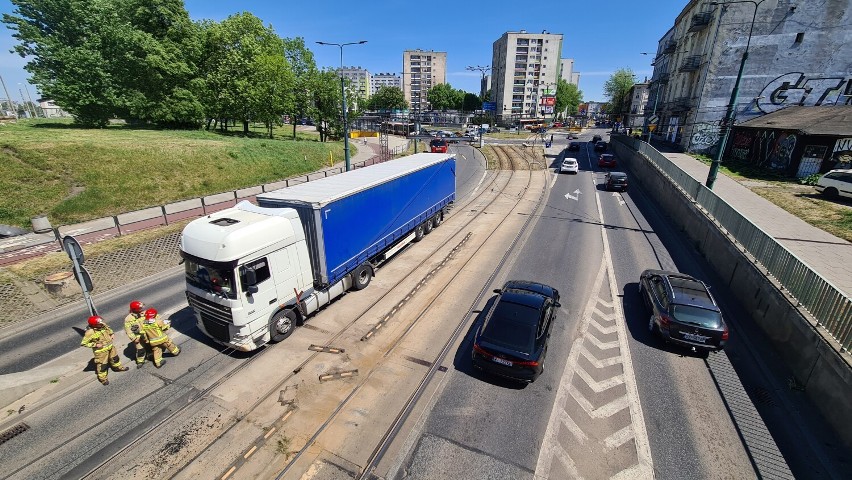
62,235 -> 85,265
74,265 -> 94,292
482,102 -> 496,111
648,114 -> 659,125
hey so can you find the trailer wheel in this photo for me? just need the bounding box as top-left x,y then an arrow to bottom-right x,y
352,264 -> 373,290
424,217 -> 434,234
270,310 -> 297,342
433,210 -> 444,227
413,224 -> 425,242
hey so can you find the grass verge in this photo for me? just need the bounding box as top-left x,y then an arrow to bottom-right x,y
0,119 -> 344,228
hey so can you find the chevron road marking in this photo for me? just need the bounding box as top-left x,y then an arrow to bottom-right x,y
577,343 -> 623,369
569,384 -> 630,418
588,316 -> 618,335
534,174 -> 654,480
575,366 -> 625,393
584,331 -> 620,351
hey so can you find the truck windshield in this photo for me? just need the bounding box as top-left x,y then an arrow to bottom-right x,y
184,258 -> 237,299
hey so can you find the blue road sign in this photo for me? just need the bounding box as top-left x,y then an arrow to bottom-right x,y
482,102 -> 496,111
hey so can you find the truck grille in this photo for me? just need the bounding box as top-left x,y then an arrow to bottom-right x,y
186,292 -> 233,342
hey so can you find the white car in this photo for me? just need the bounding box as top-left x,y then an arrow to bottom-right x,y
815,169 -> 852,199
560,157 -> 579,174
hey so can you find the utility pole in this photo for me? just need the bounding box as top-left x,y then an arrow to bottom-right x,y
23,83 -> 40,117
706,0 -> 765,189
466,65 -> 491,146
0,75 -> 16,118
18,88 -> 34,118
316,40 -> 368,172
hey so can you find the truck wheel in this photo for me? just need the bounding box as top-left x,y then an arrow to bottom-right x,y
434,210 -> 444,226
270,310 -> 297,342
413,224 -> 425,242
424,217 -> 434,234
352,263 -> 373,290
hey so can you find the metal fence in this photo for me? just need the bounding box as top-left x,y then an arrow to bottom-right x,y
613,135 -> 851,353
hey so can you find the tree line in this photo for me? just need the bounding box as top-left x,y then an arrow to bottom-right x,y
2,0 -> 353,140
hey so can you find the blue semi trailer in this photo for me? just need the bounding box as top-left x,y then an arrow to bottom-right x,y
180,153 -> 456,351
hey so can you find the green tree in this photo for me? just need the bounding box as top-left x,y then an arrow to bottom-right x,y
198,13 -> 284,134
3,0 -> 131,126
311,69 -> 343,142
427,83 -> 457,111
115,0 -> 204,127
367,86 -> 407,111
604,68 -> 635,121
555,79 -> 583,116
282,37 -> 316,139
252,48 -> 295,138
462,93 -> 481,112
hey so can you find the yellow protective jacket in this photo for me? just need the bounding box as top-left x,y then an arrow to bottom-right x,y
124,313 -> 145,342
81,326 -> 116,353
139,316 -> 171,346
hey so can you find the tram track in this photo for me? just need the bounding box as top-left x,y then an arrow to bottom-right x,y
62,147 -> 524,479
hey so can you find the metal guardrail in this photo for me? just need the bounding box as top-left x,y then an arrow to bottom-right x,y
613,135 -> 852,352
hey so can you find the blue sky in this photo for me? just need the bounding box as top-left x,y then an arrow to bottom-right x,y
1,0 -> 689,104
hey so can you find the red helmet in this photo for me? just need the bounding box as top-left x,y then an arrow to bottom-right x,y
129,300 -> 144,313
87,316 -> 104,327
144,308 -> 158,320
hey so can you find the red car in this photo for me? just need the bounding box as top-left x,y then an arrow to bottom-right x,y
430,138 -> 448,153
598,154 -> 616,168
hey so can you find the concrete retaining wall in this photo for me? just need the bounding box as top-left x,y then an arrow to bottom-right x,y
611,140 -> 852,450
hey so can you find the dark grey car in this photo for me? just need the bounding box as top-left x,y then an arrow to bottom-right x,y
638,270 -> 728,351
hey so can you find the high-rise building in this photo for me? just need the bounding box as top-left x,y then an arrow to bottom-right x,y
491,30 -> 564,120
481,75 -> 491,100
403,50 -> 447,112
371,73 -> 401,95
338,67 -> 371,99
559,58 -> 580,88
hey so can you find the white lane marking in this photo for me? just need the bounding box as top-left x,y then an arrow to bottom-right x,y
551,171 -> 559,189
460,154 -> 466,160
597,177 -> 654,474
612,192 -> 626,206
564,189 -> 582,201
470,170 -> 488,196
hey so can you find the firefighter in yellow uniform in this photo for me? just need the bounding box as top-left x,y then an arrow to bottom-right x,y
124,300 -> 149,368
139,308 -> 180,368
81,316 -> 129,385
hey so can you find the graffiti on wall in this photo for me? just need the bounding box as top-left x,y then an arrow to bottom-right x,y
757,73 -> 851,114
729,129 -> 798,171
691,123 -> 721,149
833,138 -> 852,169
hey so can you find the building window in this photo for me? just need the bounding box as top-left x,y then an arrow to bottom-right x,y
795,32 -> 804,43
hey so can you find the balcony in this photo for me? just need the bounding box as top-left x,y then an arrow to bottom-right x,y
662,40 -> 678,54
689,12 -> 712,32
657,72 -> 671,83
679,55 -> 702,72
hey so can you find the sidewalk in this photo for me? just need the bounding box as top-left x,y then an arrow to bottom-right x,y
647,138 -> 852,296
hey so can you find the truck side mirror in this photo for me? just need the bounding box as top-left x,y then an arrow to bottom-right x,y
247,285 -> 259,294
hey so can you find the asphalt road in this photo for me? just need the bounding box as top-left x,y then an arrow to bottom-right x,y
0,131 -> 847,479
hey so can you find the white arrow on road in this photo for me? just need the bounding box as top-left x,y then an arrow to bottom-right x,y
565,189 -> 583,201
612,192 -> 626,205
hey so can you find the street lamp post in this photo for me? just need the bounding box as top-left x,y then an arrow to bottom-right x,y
316,40 -> 367,172
645,82 -> 662,143
705,0 -> 765,189
466,65 -> 491,147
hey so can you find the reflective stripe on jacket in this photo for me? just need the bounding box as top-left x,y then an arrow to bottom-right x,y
81,326 -> 114,352
140,318 -> 169,346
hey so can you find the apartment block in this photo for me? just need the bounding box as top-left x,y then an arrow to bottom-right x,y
338,67 -> 371,99
491,30 -> 564,120
402,50 -> 447,111
647,0 -> 852,154
371,72 -> 401,95
559,58 -> 580,87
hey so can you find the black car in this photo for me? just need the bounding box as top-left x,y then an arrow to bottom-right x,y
605,171 -> 628,191
638,270 -> 728,351
591,134 -> 602,143
568,141 -> 581,151
472,280 -> 560,383
594,141 -> 608,152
